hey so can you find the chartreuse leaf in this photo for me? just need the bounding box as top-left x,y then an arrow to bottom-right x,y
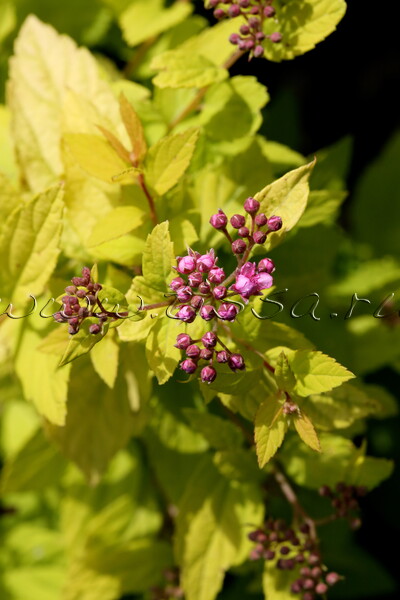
183,409 -> 243,450
263,0 -> 347,62
0,171 -> 20,227
281,434 -> 394,490
298,189 -> 347,228
63,133 -> 130,183
151,50 -> 228,89
263,565 -> 297,600
175,456 -> 264,600
15,325 -> 71,426
119,93 -> 147,162
275,351 -> 296,391
8,15 -> 121,191
58,318 -> 109,368
254,160 -> 315,250
87,206 -> 146,247
142,220 -> 175,291
145,128 -> 199,195
119,0 -> 192,47
145,315 -> 181,384
294,411 -> 321,452
287,350 -> 355,396
213,449 -> 262,483
255,393 -> 288,467
90,331 -> 119,388
47,356 -> 137,483
0,106 -> 18,180
0,1 -> 15,44
0,186 -> 64,303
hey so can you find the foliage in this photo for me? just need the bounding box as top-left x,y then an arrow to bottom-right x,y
0,2 -> 398,600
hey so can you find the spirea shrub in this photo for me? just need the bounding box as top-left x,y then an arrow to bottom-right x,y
0,1 -> 398,600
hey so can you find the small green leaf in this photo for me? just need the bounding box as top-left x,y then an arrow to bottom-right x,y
298,189 -> 347,228
145,128 -> 199,195
145,316 -> 181,385
255,394 -> 288,467
142,221 -> 175,292
151,50 -> 228,89
119,93 -> 147,162
87,206 -> 146,247
288,350 -> 355,396
58,319 -> 109,368
63,133 -> 129,183
90,332 -> 120,388
275,351 -> 296,391
294,411 -> 321,452
254,160 -> 315,250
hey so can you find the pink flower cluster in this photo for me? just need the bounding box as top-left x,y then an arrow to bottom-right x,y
232,260 -> 274,300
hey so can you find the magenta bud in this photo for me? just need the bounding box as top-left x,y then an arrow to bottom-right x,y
170,276 -> 185,291
188,271 -> 202,287
76,289 -> 86,299
228,4 -> 240,17
68,325 -> 78,335
191,295 -> 204,309
302,593 -> 315,600
255,213 -> 268,226
326,572 -> 341,586
213,8 -> 226,19
186,344 -> 201,359
201,365 -> 217,383
267,215 -> 283,231
264,6 -> 276,17
200,348 -> 213,360
239,25 -> 250,35
270,32 -> 283,43
177,256 -> 197,274
202,331 -> 217,348
217,302 -> 239,321
208,267 -> 225,284
303,579 -> 315,590
93,283 -> 102,292
213,285 -> 227,300
177,305 -> 197,323
180,359 -> 197,374
78,306 -> 89,318
65,285 -> 77,295
264,549 -> 276,560
175,333 -> 192,349
63,307 -> 73,317
210,209 -> 228,230
245,39 -> 255,50
238,39 -> 247,50
199,281 -> 210,294
239,0 -> 250,7
249,5 -> 260,14
254,44 -> 264,57
253,231 -> 267,244
216,350 -> 229,363
89,323 -> 101,335
291,582 -> 302,594
197,252 -> 215,273
53,312 -> 67,323
71,276 -> 86,286
248,16 -> 260,28
229,33 -> 240,45
230,214 -> 246,229
208,0 -> 218,7
244,197 -> 260,214
232,239 -> 247,254
176,286 -> 193,302
255,31 -> 266,41
228,353 -> 245,371
200,305 -> 215,321
69,317 -> 79,326
258,258 -> 275,274
238,226 -> 250,238
315,583 -> 328,595
87,282 -> 95,292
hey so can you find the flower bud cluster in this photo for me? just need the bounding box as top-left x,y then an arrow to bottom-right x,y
207,0 -> 282,58
176,332 -> 245,383
248,519 -> 342,599
53,266 -> 127,336
319,482 -> 366,529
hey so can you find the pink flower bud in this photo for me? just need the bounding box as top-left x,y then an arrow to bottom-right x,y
180,359 -> 197,374
232,239 -> 247,254
258,258 -> 275,274
76,289 -> 86,298
248,17 -> 260,29
177,305 -> 196,323
326,572 -> 341,586
89,323 -> 101,335
202,331 -> 217,348
217,302 -> 239,321
186,344 -> 201,359
71,276 -> 86,286
244,197 -> 260,214
245,39 -> 255,50
232,274 -> 257,298
209,209 -> 228,230
176,286 -> 192,302
238,226 -> 250,238
200,348 -> 213,360
201,365 -> 217,383
254,272 -> 273,292
200,305 -> 215,321
65,285 -> 77,295
216,350 -> 229,363
229,33 -> 241,45
188,271 -> 203,287
255,31 -> 266,41
239,25 -> 250,36
213,285 -> 227,300
249,6 -> 260,14
229,4 -> 241,17
264,6 -> 275,17
240,262 -> 257,278
177,256 -> 197,274
170,277 -> 185,291
254,45 -> 264,58
213,8 -> 226,19
267,215 -> 283,231
81,266 -> 91,282
253,230 -> 267,244
270,32 -> 283,43
53,312 -> 68,323
228,353 -> 245,371
175,333 -> 192,349
315,583 -> 328,595
239,0 -> 250,7
191,295 -> 204,309
255,213 -> 268,226
208,267 -> 225,284
197,251 -> 215,273
199,281 -> 211,294
230,214 -> 246,228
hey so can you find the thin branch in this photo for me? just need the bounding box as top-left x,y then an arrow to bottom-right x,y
138,172 -> 158,226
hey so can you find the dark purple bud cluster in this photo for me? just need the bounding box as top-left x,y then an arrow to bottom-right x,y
177,332 -> 245,383
319,482 -> 366,529
248,519 -> 342,598
150,567 -> 183,600
52,266 -> 127,336
207,0 -> 282,59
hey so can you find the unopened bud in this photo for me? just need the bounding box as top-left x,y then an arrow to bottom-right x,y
216,350 -> 229,363
232,239 -> 247,254
175,333 -> 192,349
254,45 -> 264,58
200,348 -> 213,360
210,209 -> 228,230
255,213 -> 268,226
228,4 -> 241,17
264,6 -> 276,17
244,197 -> 260,214
267,215 -> 282,231
202,331 -> 217,348
270,32 -> 283,43
180,359 -> 197,374
230,214 -> 246,228
201,365 -> 217,383
186,344 -> 201,359
228,353 -> 245,371
258,258 -> 275,274
89,323 -> 101,335
253,231 -> 267,244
